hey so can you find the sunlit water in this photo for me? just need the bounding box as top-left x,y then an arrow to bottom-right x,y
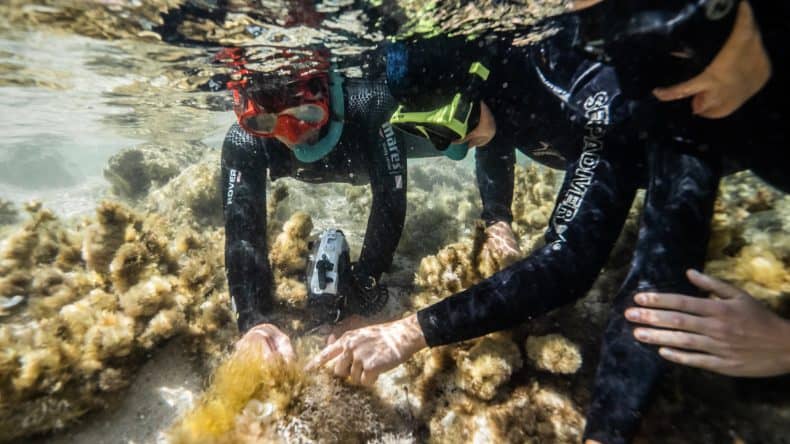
0,0 -> 548,218
0,0 -> 402,218
0,30 -> 233,217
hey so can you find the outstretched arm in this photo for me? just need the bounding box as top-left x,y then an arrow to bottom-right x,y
418,141 -> 640,346
221,124 -> 273,333
309,142 -> 643,383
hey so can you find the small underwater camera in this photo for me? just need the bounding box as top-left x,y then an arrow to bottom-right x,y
305,229 -> 352,323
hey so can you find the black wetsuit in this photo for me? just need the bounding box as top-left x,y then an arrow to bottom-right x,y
390,16 -> 724,444
221,77 -> 513,333
577,0 -> 789,193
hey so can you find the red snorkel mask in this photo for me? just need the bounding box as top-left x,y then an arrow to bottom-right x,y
225,49 -> 332,144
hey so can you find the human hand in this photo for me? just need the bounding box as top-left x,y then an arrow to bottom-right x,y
483,221 -> 522,263
627,269 -> 790,377
306,313 -> 428,385
652,1 -> 771,119
325,314 -> 381,345
235,323 -> 296,363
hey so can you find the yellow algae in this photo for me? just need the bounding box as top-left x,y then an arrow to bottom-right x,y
169,346 -> 305,442
268,212 -> 313,310
169,343 -> 402,444
526,334 -> 583,375
455,334 -> 523,401
0,200 -> 234,441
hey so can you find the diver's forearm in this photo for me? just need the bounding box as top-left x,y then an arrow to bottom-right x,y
416,241 -> 603,346
221,123 -> 273,332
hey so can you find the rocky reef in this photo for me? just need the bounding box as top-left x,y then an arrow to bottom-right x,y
705,172 -> 790,314
103,141 -> 207,200
165,162 -> 789,444
2,140 -> 789,443
0,199 -> 233,441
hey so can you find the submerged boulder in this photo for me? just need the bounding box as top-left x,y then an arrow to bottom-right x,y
104,141 -> 208,200
0,199 -> 18,226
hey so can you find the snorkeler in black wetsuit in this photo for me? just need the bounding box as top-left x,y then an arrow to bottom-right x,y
220,50 -> 517,336
325,12 -> 724,444
574,0 -> 789,193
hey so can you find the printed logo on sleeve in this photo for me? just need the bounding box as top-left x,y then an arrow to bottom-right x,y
551,91 -> 610,243
380,123 -> 402,174
227,168 -> 242,205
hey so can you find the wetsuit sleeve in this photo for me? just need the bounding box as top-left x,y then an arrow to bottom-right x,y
417,141 -> 641,346
221,123 -> 273,333
583,145 -> 722,444
475,135 -> 515,225
354,122 -> 408,281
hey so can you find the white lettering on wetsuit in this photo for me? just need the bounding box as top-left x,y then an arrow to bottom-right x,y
551,91 -> 610,243
380,123 -> 402,174
227,168 -> 241,205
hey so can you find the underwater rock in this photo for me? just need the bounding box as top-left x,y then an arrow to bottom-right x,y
400,160 -> 482,259
144,151 -> 223,226
424,379 -> 585,444
0,199 -> 18,226
0,146 -> 77,189
705,172 -> 790,313
405,163 -> 558,304
104,141 -> 207,200
525,334 -> 582,375
0,202 -> 86,318
81,201 -> 138,275
413,241 -> 478,306
409,201 -> 550,311
269,211 -> 313,277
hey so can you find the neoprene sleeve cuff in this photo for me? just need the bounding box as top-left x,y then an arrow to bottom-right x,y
416,289 -> 480,347
416,306 -> 446,347
483,213 -> 513,227
237,309 -> 267,334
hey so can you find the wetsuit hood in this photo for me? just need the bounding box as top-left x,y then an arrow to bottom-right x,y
579,0 -> 738,98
